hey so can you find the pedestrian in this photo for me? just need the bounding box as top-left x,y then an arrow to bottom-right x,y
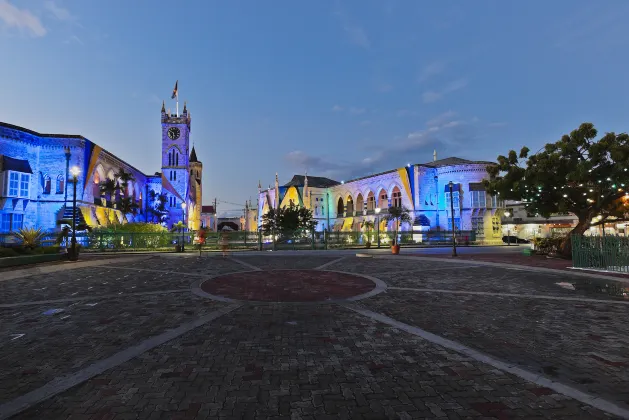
220,230 -> 230,257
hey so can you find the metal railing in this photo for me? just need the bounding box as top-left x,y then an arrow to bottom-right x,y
2,229 -> 481,253
572,235 -> 629,273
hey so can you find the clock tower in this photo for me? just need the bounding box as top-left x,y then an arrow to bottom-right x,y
161,101 -> 192,225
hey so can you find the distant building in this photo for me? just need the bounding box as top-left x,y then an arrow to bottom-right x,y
200,205 -> 216,230
502,201 -> 626,238
0,101 -> 203,233
257,155 -> 507,243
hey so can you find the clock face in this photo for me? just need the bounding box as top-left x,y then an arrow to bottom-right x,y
167,127 -> 181,140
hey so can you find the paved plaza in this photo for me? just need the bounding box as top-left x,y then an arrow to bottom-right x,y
0,253 -> 628,419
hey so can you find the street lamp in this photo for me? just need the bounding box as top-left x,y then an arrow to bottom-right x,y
448,181 -> 457,257
504,211 -> 511,246
375,207 -> 381,248
181,202 -> 186,252
69,166 -> 80,261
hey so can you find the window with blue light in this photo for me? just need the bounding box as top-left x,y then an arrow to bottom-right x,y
21,174 -> 30,197
12,214 -> 23,230
9,173 -> 19,196
1,214 -> 10,232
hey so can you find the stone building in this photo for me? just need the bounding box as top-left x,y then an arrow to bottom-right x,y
257,155 -> 506,243
0,102 -> 203,233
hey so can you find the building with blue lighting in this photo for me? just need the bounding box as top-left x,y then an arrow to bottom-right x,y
0,102 -> 202,233
258,154 -> 506,243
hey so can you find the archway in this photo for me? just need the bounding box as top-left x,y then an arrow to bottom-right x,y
355,193 -> 364,214
218,221 -> 239,231
366,191 -> 375,211
377,189 -> 388,209
346,195 -> 354,215
336,197 -> 344,217
391,186 -> 402,207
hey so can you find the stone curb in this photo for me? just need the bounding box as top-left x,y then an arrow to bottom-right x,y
355,253 -> 629,285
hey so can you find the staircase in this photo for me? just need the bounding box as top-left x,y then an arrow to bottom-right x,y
61,205 -> 87,227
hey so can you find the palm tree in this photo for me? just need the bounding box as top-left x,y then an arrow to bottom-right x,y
118,197 -> 140,218
363,220 -> 375,246
12,227 -> 47,250
114,169 -> 136,198
99,179 -> 117,206
384,206 -> 413,246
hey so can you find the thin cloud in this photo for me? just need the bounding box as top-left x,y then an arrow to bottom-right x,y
418,61 -> 445,83
0,0 -> 46,37
333,6 -> 370,49
63,34 -> 83,45
422,78 -> 467,103
331,105 -> 344,112
44,1 -> 74,21
348,107 -> 366,115
425,111 -> 457,127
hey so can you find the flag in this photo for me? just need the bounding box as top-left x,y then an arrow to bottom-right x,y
171,80 -> 178,99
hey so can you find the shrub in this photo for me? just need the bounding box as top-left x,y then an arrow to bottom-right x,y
12,227 -> 47,250
533,237 -> 563,255
0,247 -> 18,258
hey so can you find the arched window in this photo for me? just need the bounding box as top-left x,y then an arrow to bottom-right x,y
336,197 -> 344,216
366,192 -> 375,211
168,153 -> 172,166
346,196 -> 354,214
43,175 -> 51,194
56,175 -> 64,194
93,172 -> 101,198
378,190 -> 387,209
392,187 -> 402,207
176,153 -> 179,166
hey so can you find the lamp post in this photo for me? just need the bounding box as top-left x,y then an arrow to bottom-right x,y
504,211 -> 511,246
69,166 -> 80,261
375,207 -> 381,248
448,181 -> 457,257
181,202 -> 186,252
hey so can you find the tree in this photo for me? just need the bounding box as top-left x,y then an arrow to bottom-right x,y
260,202 -> 317,236
384,206 -> 413,246
114,168 -> 136,198
99,179 -> 117,204
484,122 -> 629,256
363,220 -> 375,245
118,197 -> 139,217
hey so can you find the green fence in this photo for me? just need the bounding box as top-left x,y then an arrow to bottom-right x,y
1,229 -> 478,253
572,235 -> 629,273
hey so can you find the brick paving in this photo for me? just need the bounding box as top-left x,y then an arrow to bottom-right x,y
1,253 -> 628,419
202,270 -> 375,302
424,252 -> 629,279
16,304 -> 616,420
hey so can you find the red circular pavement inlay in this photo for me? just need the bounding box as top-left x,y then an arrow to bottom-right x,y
201,270 -> 375,302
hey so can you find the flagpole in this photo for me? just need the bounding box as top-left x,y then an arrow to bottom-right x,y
176,94 -> 179,117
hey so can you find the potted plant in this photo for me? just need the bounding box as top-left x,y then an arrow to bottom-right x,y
363,220 -> 375,249
384,206 -> 413,255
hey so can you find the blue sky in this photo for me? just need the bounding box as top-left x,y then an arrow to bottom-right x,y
2,1 -> 629,215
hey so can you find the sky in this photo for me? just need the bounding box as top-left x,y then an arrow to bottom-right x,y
2,1 -> 629,216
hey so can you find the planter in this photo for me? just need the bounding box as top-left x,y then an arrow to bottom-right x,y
0,253 -> 64,268
67,247 -> 80,261
365,242 -> 372,249
391,244 -> 400,255
175,245 -> 183,252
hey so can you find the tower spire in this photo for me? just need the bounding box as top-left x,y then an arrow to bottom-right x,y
258,180 -> 262,194
161,100 -> 166,113
183,101 -> 187,114
433,149 -> 437,162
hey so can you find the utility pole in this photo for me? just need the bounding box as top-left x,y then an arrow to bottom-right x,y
214,198 -> 217,231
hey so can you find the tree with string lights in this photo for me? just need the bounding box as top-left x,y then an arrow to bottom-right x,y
484,122 -> 629,257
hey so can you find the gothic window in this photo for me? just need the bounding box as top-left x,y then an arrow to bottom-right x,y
43,175 -> 51,194
378,190 -> 388,208
176,153 -> 179,166
392,187 -> 402,207
367,193 -> 375,211
336,198 -> 344,216
56,175 -> 64,194
168,153 -> 172,166
174,171 -> 177,181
